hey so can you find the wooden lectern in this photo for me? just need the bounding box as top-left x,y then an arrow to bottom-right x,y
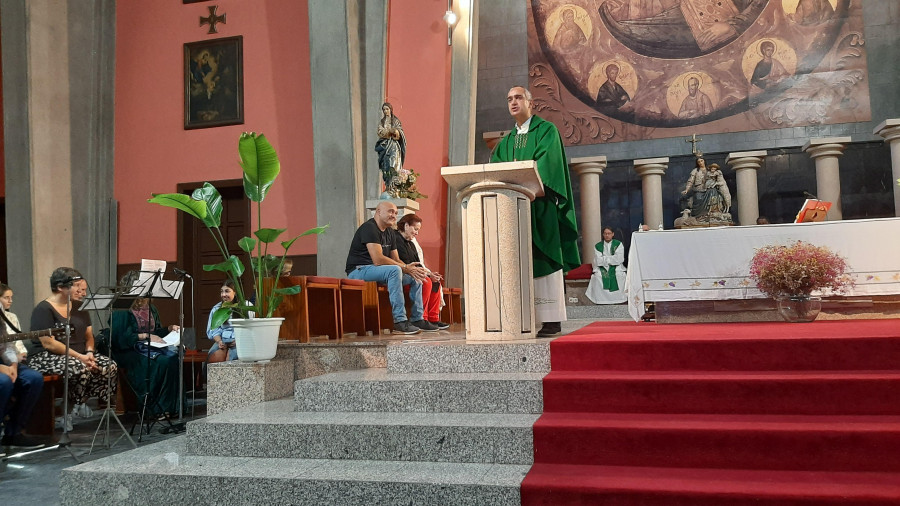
441,160 -> 544,341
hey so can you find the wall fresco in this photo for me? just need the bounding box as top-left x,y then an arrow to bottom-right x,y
528,0 -> 870,145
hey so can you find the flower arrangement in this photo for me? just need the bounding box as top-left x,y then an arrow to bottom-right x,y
749,240 -> 852,298
385,167 -> 427,200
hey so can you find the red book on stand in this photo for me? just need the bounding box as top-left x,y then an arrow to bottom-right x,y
795,199 -> 832,223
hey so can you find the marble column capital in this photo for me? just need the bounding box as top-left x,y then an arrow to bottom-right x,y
570,155 -> 608,176
802,137 -> 851,159
874,119 -> 900,143
726,150 -> 766,172
483,130 -> 509,151
634,157 -> 668,177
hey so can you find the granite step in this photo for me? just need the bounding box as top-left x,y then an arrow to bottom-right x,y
294,369 -> 545,414
386,339 -> 551,374
186,399 -> 538,464
60,437 -> 530,506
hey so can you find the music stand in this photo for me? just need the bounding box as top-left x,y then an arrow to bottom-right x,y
795,199 -> 832,223
117,270 -> 184,441
80,289 -> 136,453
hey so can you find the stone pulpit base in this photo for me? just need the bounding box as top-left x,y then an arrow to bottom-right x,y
442,161 -> 544,341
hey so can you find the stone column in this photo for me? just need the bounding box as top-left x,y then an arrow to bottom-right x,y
726,150 -> 766,225
874,119 -> 900,216
802,137 -> 850,221
571,156 -> 608,264
634,158 -> 668,230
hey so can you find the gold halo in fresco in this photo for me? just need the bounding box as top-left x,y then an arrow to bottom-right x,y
741,37 -> 798,83
544,4 -> 592,51
666,72 -> 720,119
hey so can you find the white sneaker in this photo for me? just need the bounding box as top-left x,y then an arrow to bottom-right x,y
72,403 -> 93,418
55,414 -> 74,432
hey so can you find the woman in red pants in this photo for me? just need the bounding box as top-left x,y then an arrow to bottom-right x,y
394,214 -> 450,330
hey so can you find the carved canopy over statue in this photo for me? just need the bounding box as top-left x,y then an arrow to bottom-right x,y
675,157 -> 733,228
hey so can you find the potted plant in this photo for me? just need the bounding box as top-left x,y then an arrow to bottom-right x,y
748,240 -> 852,322
148,132 -> 327,360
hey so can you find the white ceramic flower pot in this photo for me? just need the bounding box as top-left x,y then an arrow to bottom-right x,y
230,317 -> 284,362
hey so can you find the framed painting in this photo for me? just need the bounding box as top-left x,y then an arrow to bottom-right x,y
184,36 -> 244,130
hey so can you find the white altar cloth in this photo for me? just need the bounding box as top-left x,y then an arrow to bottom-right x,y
625,218 -> 900,322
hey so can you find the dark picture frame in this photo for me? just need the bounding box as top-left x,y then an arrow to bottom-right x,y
183,1 -> 209,4
184,36 -> 244,130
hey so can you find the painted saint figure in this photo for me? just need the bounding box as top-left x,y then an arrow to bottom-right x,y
552,8 -> 586,50
594,64 -> 631,113
375,102 -> 407,198
678,77 -> 713,119
750,40 -> 789,90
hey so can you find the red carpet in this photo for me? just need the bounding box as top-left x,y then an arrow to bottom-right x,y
521,320 -> 900,505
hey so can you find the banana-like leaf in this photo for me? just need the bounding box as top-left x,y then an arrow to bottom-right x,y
281,224 -> 330,250
202,256 -> 245,277
210,306 -> 233,329
255,228 -> 286,244
239,132 -> 280,202
238,236 -> 257,253
274,285 -> 302,295
147,193 -> 208,221
191,183 -> 223,228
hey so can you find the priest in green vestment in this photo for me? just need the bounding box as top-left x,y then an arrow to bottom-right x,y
491,86 -> 580,336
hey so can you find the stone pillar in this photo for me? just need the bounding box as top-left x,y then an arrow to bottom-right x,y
634,158 -> 668,230
365,198 -> 420,220
726,150 -> 766,225
802,137 -> 850,221
874,119 -> 900,216
571,156 -> 607,264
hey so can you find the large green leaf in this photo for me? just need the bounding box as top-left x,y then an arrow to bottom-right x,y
255,228 -> 286,244
202,256 -> 245,277
147,193 -> 208,221
238,236 -> 257,253
239,132 -> 280,202
190,183 -> 223,228
209,306 -> 234,329
281,224 -> 329,250
274,285 -> 302,295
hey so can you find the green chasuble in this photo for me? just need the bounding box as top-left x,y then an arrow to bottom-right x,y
491,115 -> 580,277
595,239 -> 621,291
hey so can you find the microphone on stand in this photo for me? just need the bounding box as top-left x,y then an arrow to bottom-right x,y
173,267 -> 192,279
802,191 -> 818,200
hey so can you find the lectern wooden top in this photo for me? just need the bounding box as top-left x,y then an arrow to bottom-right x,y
441,160 -> 544,197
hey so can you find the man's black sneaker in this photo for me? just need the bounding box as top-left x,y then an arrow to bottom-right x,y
431,320 -> 451,330
4,434 -> 45,450
412,320 -> 440,332
393,320 -> 421,335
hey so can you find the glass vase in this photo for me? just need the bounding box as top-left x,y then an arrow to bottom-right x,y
775,296 -> 822,323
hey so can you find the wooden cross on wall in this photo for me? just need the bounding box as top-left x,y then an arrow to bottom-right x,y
200,6 -> 226,34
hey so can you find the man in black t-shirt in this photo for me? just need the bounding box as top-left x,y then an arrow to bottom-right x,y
345,201 -> 438,335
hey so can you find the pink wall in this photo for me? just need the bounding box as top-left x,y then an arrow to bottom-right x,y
115,0 -> 316,264
385,0 -> 452,275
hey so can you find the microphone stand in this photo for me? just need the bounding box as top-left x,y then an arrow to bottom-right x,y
47,288 -> 82,462
163,270 -> 190,434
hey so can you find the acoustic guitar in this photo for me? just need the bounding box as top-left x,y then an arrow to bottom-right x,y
0,323 -> 74,345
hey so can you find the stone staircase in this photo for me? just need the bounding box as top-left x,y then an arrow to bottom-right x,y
60,339 -> 551,505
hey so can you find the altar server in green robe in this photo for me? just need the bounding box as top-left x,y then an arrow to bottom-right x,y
586,226 -> 627,304
491,86 -> 580,336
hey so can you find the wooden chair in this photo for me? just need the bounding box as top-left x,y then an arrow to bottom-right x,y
273,275 -> 341,342
339,278 -> 367,337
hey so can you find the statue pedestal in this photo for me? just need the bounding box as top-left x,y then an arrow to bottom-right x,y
442,161 -> 543,341
365,198 -> 419,219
